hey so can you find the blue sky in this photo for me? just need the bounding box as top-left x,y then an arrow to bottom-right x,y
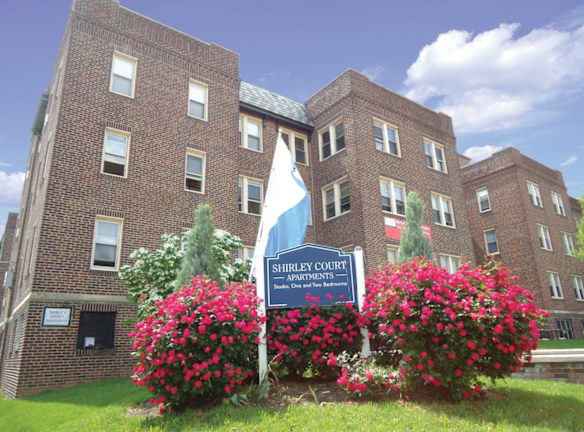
1,0 -> 583,234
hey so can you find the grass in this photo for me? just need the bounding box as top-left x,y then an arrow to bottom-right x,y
1,377 -> 583,431
537,339 -> 584,350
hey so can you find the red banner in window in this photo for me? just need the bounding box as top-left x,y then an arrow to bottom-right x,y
384,217 -> 432,243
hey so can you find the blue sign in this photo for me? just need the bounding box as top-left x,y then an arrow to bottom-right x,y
264,244 -> 358,309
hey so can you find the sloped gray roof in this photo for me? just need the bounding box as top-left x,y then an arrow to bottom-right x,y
239,81 -> 313,127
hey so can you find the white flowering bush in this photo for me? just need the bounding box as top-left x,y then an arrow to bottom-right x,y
120,230 -> 251,319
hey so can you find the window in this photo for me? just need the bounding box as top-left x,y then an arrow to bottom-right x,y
556,319 -> 574,339
439,254 -> 462,274
188,80 -> 208,120
185,149 -> 205,193
322,178 -> 350,220
484,229 -> 499,255
237,246 -> 255,261
13,317 -> 22,353
387,246 -> 400,264
476,187 -> 491,212
281,130 -> 308,165
572,276 -> 584,301
77,312 -> 116,350
91,217 -> 122,270
319,121 -> 345,160
424,139 -> 447,173
562,232 -> 575,256
537,224 -> 552,250
110,52 -> 136,97
101,129 -> 129,177
527,181 -> 543,207
239,176 -> 263,215
431,193 -> 455,227
551,192 -> 566,216
380,178 -> 406,216
239,115 -> 262,152
547,271 -> 563,299
374,120 -> 400,156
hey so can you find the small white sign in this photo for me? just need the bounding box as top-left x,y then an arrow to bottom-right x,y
42,307 -> 72,327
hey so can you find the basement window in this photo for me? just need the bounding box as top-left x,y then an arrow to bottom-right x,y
77,312 -> 116,350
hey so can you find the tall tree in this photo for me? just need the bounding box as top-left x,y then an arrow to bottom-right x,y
576,195 -> 584,261
176,204 -> 220,287
399,191 -> 433,263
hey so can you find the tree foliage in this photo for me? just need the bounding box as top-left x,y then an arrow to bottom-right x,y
176,204 -> 220,287
399,191 -> 433,263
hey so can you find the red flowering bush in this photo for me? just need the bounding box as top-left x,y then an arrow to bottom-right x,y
130,277 -> 264,412
335,352 -> 403,396
266,295 -> 362,378
360,259 -> 548,400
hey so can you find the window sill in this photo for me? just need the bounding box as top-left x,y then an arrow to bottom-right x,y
382,210 -> 406,218
187,113 -> 208,122
109,89 -> 134,99
320,147 -> 346,162
426,166 -> 448,175
184,188 -> 205,195
540,248 -> 553,252
239,211 -> 261,218
576,299 -> 584,302
434,223 -> 457,230
100,172 -> 127,180
551,297 -> 565,301
324,210 -> 351,223
479,209 -> 492,214
376,149 -> 401,159
90,266 -> 119,273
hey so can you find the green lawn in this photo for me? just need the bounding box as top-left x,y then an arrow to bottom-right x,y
537,339 -> 584,350
1,377 -> 583,431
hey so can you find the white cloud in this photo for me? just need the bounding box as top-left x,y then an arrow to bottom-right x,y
361,65 -> 386,81
560,155 -> 579,166
0,171 -> 25,204
463,145 -> 503,163
404,23 -> 584,133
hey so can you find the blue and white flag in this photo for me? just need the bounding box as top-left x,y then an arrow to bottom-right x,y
250,134 -> 311,279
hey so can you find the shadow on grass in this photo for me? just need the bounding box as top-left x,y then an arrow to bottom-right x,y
136,381 -> 584,432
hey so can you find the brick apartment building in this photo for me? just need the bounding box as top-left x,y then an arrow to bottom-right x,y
461,148 -> 584,339
8,0 -> 574,398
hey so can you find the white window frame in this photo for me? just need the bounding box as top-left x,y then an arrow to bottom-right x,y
484,229 -> 499,255
562,231 -> 575,256
318,119 -> 345,161
237,246 -> 255,261
239,176 -> 263,216
373,119 -> 400,157
572,275 -> 584,301
476,187 -> 491,213
184,149 -> 206,194
188,79 -> 208,121
90,216 -> 123,271
527,181 -> 543,207
101,128 -> 130,178
109,52 -> 137,98
239,114 -> 263,152
380,177 -> 406,216
537,224 -> 553,251
431,192 -> 455,228
439,254 -> 462,274
13,316 -> 22,353
424,138 -> 447,173
547,271 -> 564,299
551,191 -> 566,216
280,128 -> 309,165
387,245 -> 400,264
322,177 -> 350,221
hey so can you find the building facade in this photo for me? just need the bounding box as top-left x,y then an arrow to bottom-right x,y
461,147 -> 584,339
1,0 -> 478,397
